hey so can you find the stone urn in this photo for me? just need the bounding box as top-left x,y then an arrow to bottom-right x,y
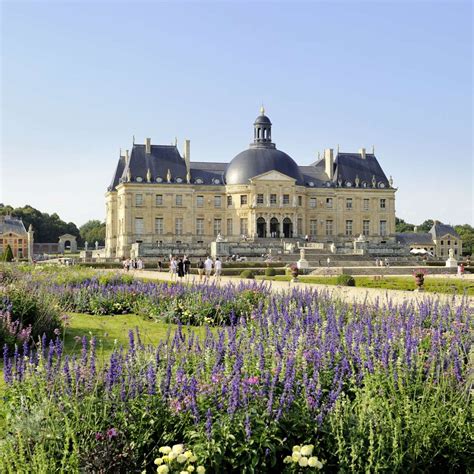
290,264 -> 299,282
414,273 -> 425,291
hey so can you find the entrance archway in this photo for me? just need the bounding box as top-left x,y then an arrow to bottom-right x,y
64,240 -> 71,251
283,218 -> 293,238
256,217 -> 266,238
270,218 -> 280,238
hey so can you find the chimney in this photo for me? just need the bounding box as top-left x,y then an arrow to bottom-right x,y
183,139 -> 191,174
125,149 -> 130,165
145,138 -> 151,154
359,147 -> 366,159
324,148 -> 334,180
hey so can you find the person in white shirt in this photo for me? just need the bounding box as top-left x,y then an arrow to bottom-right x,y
204,256 -> 213,279
170,257 -> 177,281
214,257 -> 222,280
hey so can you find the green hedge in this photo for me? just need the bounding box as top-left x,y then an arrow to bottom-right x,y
336,274 -> 356,286
240,269 -> 255,279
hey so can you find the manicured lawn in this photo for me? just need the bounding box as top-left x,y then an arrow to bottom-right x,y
62,313 -> 206,359
257,275 -> 474,295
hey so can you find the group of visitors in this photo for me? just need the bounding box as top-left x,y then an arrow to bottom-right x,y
375,257 -> 390,268
168,255 -> 192,281
122,258 -> 144,271
197,256 -> 222,281
457,263 -> 465,277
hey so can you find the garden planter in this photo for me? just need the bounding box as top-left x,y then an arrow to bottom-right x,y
414,276 -> 424,291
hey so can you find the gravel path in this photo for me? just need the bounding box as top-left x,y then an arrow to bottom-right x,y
129,269 -> 473,307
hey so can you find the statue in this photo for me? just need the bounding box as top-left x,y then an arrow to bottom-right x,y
85,241 -> 88,251
330,242 -> 336,254
445,248 -> 457,268
126,168 -> 132,182
355,175 -> 360,187
216,233 -> 223,242
95,241 -> 99,250
167,169 -> 172,183
300,248 -> 306,260
448,248 -> 454,259
372,175 -> 377,188
389,175 -> 394,187
186,171 -> 191,184
146,168 -> 152,183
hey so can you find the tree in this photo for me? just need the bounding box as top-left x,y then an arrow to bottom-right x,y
79,220 -> 106,246
395,217 -> 415,233
2,244 -> 14,262
455,224 -> 474,256
418,219 -> 434,233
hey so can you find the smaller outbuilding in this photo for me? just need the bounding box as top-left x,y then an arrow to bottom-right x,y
0,216 -> 29,259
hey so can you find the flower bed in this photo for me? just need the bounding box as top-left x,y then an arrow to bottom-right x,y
1,289 -> 471,472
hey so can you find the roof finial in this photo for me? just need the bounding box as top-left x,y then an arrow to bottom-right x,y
132,135 -> 135,145
372,145 -> 375,154
337,144 -> 340,154
174,136 -> 178,146
260,104 -> 265,115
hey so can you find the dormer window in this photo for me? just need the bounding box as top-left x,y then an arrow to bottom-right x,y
213,178 -> 220,185
308,181 -> 315,187
346,181 -> 352,187
195,178 -> 203,184
156,177 -> 163,183
176,177 -> 183,183
136,176 -> 143,182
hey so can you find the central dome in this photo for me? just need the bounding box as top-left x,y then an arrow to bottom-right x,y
225,147 -> 303,185
225,109 -> 303,185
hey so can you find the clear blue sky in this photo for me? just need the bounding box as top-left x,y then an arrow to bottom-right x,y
1,1 -> 472,227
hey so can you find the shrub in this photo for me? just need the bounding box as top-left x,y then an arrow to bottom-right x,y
240,269 -> 255,279
265,267 -> 276,277
336,274 -> 356,286
2,244 -> 14,262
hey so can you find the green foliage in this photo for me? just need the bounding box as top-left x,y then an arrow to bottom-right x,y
2,244 -> 14,262
0,204 -> 80,243
79,220 -> 106,246
455,224 -> 474,255
395,217 -> 415,233
418,219 -> 434,232
265,267 -> 277,277
336,274 -> 355,286
240,269 -> 255,279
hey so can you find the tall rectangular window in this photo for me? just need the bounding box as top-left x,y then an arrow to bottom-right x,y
310,219 -> 317,236
345,220 -> 353,236
363,198 -> 369,211
363,220 -> 370,236
283,194 -> 290,205
196,195 -> 204,208
326,198 -> 333,208
227,218 -> 233,236
175,195 -> 183,206
135,194 -> 143,206
298,196 -> 303,206
379,220 -> 387,236
135,217 -> 144,234
380,199 -> 386,209
155,218 -> 164,235
240,218 -> 248,236
240,195 -> 248,206
214,218 -> 222,236
257,194 -> 264,204
155,194 -> 163,206
270,194 -> 277,205
175,218 -> 183,235
196,218 -> 204,236
227,195 -> 233,207
326,220 -> 333,236
309,197 -> 317,208
214,196 -> 221,208
297,218 -> 303,236
346,198 -> 353,210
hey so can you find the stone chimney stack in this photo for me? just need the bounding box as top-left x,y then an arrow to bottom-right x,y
359,147 -> 366,159
145,138 -> 151,154
125,149 -> 130,165
183,139 -> 191,174
324,148 -> 334,180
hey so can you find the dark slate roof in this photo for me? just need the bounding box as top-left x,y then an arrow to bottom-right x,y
190,162 -> 227,184
429,222 -> 460,239
225,146 -> 304,185
395,232 -> 434,245
108,155 -> 126,191
0,216 -> 27,235
334,153 -> 389,187
254,114 -> 272,125
299,160 -> 330,187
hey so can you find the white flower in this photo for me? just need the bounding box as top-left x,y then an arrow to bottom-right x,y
196,466 -> 206,474
187,466 -> 195,473
299,456 -> 309,467
292,452 -> 301,462
177,454 -> 188,464
292,445 -> 301,453
308,457 -> 323,469
157,466 -> 169,474
159,446 -> 171,454
300,444 -> 314,456
184,450 -> 193,459
172,444 -> 185,455
154,458 -> 163,465
283,456 -> 293,464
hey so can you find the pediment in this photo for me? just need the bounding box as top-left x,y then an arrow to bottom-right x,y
250,170 -> 296,182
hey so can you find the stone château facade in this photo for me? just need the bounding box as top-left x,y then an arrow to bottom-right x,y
105,109 -> 397,258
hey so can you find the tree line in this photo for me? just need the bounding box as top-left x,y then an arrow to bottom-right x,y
0,204 -> 105,246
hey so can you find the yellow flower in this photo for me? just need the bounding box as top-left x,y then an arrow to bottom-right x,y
301,444 -> 314,456
292,445 -> 301,453
172,444 -> 185,455
196,466 -> 206,474
177,454 -> 188,464
299,456 -> 309,467
283,456 -> 293,464
154,458 -> 163,465
162,456 -> 170,463
184,450 -> 193,459
189,455 -> 197,463
308,457 -> 323,468
159,446 -> 172,454
180,471 -> 189,474
168,452 -> 176,461
292,452 -> 301,462
157,466 -> 169,474
187,466 -> 195,473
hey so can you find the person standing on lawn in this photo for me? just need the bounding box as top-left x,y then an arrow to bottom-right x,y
177,258 -> 185,280
170,257 -> 177,281
197,258 -> 205,281
214,257 -> 222,281
204,256 -> 213,280
184,255 -> 191,280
